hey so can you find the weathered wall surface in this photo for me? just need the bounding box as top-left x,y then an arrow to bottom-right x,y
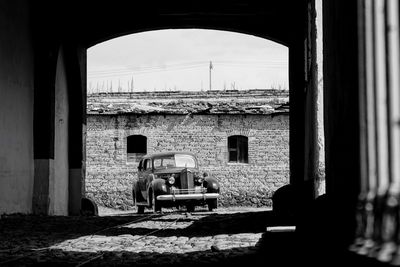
50,48 -> 69,215
86,113 -> 289,209
0,0 -> 34,214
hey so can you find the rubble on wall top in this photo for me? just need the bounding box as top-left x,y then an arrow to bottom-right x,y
87,89 -> 289,115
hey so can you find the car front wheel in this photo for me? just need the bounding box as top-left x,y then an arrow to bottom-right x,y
137,205 -> 145,214
207,199 -> 217,211
186,203 -> 195,212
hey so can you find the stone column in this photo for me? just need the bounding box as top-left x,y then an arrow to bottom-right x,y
66,45 -> 87,216
303,0 -> 325,198
32,43 -> 58,215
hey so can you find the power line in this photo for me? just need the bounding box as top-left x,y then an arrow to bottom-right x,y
87,61 -> 288,78
88,61 -> 208,74
87,64 -> 207,78
88,60 -> 287,74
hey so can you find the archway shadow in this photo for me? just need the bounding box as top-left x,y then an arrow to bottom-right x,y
0,209 -> 299,266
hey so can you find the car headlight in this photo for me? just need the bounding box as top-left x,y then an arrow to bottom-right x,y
194,173 -> 204,185
168,175 -> 175,185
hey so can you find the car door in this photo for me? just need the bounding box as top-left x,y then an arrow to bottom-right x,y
137,159 -> 145,190
139,158 -> 152,200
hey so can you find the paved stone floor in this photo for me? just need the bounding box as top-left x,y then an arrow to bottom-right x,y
0,206 -> 285,266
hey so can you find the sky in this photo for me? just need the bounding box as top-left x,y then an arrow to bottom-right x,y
87,29 -> 288,93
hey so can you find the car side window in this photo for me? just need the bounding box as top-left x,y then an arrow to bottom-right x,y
146,159 -> 152,170
143,159 -> 147,170
143,159 -> 151,171
138,160 -> 143,171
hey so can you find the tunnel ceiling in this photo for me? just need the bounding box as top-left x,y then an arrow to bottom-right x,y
34,0 -> 307,48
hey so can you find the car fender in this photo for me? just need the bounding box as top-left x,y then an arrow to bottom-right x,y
204,176 -> 220,193
147,179 -> 167,205
151,179 -> 168,195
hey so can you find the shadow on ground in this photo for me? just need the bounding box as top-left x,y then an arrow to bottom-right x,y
1,208 -> 377,267
0,209 -> 299,266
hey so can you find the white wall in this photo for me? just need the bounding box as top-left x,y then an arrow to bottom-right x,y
0,0 -> 35,214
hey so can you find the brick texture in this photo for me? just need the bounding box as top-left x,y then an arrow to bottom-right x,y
85,113 -> 289,209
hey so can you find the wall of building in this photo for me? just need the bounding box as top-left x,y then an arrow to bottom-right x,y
0,0 -> 35,214
86,113 -> 289,209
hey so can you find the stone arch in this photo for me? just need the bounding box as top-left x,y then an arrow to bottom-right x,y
28,1 -> 311,215
80,1 -> 307,186
225,129 -> 251,137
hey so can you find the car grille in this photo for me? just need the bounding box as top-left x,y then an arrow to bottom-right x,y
171,187 -> 207,195
179,169 -> 194,193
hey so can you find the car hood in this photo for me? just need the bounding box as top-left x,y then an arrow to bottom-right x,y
153,167 -> 198,175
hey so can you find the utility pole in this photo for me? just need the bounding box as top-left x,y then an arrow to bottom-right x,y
209,61 -> 213,90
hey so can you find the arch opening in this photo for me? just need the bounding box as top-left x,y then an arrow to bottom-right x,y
87,28 -> 289,93
85,28 -> 290,211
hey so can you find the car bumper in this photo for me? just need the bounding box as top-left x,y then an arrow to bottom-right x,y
156,193 -> 219,201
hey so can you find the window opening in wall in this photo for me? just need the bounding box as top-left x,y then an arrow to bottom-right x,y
228,135 -> 248,163
127,135 -> 147,162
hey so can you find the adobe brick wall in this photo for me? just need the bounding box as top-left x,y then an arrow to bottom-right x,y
85,113 -> 289,209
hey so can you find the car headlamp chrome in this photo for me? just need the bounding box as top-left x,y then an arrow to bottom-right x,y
168,175 -> 175,185
194,173 -> 204,184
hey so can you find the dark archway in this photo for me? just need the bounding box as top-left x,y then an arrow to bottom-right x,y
30,0 -> 309,216
0,0 -> 373,265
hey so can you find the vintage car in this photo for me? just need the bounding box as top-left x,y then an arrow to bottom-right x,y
132,151 -> 220,213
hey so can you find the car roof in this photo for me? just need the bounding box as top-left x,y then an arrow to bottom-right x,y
142,151 -> 197,159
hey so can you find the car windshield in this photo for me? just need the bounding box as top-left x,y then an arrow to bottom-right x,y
153,154 -> 196,169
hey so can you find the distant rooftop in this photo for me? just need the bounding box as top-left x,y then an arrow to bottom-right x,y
87,89 -> 289,115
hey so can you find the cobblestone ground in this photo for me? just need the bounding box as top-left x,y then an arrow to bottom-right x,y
0,206 -> 280,267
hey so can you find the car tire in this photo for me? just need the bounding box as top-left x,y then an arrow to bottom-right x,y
207,199 -> 217,211
137,205 -> 145,214
152,191 -> 162,213
186,203 -> 195,212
